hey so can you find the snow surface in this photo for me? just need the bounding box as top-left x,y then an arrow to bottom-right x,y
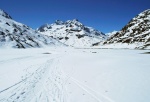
95,43 -> 150,49
0,48 -> 150,102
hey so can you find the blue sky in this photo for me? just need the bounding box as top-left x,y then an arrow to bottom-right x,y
0,0 -> 150,33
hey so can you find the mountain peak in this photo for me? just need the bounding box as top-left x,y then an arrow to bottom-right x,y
38,19 -> 106,47
0,9 -> 12,19
55,20 -> 64,25
72,19 -> 79,21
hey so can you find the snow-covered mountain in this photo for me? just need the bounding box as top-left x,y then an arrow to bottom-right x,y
37,19 -> 107,47
0,9 -> 64,48
103,9 -> 150,49
106,31 -> 118,37
0,9 -> 12,19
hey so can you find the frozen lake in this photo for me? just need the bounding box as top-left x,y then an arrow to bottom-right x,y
0,48 -> 150,102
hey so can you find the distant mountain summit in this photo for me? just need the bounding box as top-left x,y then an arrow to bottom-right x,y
0,9 -> 64,48
103,9 -> 150,49
106,31 -> 118,37
38,19 -> 107,47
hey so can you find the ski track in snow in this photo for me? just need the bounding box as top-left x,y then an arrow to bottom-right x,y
60,70 -> 114,102
0,54 -> 69,102
0,49 -> 150,102
0,51 -> 114,102
56,57 -> 114,102
69,77 -> 114,102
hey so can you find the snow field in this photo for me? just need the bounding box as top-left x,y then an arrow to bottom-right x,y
0,48 -> 150,102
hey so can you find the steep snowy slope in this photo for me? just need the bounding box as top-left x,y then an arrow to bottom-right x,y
0,9 -> 64,48
38,19 -> 107,47
103,9 -> 150,49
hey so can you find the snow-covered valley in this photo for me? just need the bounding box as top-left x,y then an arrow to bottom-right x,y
0,48 -> 150,102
